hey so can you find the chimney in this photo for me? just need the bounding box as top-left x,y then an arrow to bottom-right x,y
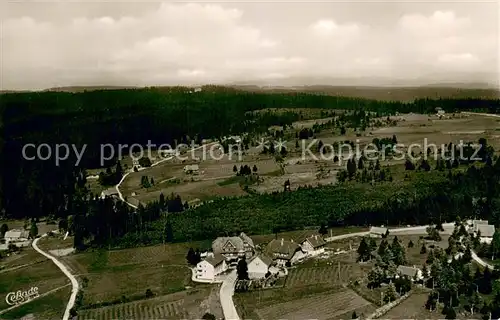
281,238 -> 284,246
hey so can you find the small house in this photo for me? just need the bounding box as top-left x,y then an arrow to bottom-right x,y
300,235 -> 326,256
195,254 -> 227,281
369,227 -> 388,238
477,224 -> 495,244
436,108 -> 445,118
469,220 -> 489,233
160,149 -> 178,157
100,188 -> 119,200
266,238 -> 303,267
183,164 -> 199,174
247,254 -> 273,279
396,265 -> 424,282
4,229 -> 29,242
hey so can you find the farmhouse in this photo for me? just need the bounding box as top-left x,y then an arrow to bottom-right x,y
468,220 -> 489,233
100,188 -> 119,199
369,227 -> 388,238
300,235 -> 326,256
4,229 -> 29,242
436,107 -> 445,118
183,164 -> 199,174
266,238 -> 304,266
396,265 -> 424,282
212,232 -> 254,264
195,254 -> 227,281
476,224 -> 495,244
247,254 -> 274,279
160,149 -> 178,157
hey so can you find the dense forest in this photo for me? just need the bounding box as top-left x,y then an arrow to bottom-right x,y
1,86 -> 499,237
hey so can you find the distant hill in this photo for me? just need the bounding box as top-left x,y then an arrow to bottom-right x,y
2,82 -> 499,102
43,85 -> 140,92
229,85 -> 500,102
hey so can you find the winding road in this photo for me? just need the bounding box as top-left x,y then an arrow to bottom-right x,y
32,233 -> 79,320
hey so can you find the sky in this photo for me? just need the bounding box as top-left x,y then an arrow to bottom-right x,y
1,0 -> 499,90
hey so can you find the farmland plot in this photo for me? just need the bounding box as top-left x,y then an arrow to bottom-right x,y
77,299 -> 186,320
286,262 -> 368,287
255,288 -> 374,320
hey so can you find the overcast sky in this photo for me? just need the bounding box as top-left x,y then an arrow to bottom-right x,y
1,1 -> 499,90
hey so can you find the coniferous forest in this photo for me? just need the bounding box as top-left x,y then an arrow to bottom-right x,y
1,86 -> 500,249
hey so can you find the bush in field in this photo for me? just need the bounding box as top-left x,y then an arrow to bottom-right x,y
202,313 -> 216,320
145,288 -> 154,298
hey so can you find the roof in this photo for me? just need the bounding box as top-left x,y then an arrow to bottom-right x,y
370,227 -> 388,234
397,265 -> 421,278
239,232 -> 254,248
101,188 -> 119,197
249,254 -> 273,267
212,236 -> 245,253
477,224 -> 495,238
303,235 -> 326,248
266,239 -> 300,260
204,254 -> 225,267
4,229 -> 29,239
184,164 -> 199,171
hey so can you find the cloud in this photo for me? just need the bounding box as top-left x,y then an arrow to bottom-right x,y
1,3 -> 497,89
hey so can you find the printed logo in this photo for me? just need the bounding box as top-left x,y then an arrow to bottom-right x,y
5,287 -> 39,306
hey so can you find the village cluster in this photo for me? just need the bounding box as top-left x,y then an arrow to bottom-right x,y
194,232 -> 327,282
194,217 -> 498,286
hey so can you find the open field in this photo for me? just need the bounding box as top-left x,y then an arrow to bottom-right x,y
0,259 -> 69,310
382,290 -> 481,320
36,233 -> 74,252
77,285 -> 222,320
60,241 -> 211,307
0,285 -> 71,320
286,261 -> 369,288
0,246 -> 49,270
111,112 -> 500,206
235,286 -> 376,320
236,247 -> 374,319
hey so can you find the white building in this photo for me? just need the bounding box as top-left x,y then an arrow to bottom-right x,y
369,227 -> 388,238
396,265 -> 424,282
247,255 -> 273,279
4,229 -> 29,242
183,164 -> 199,174
195,255 -> 227,281
468,219 -> 489,233
100,188 -> 119,199
160,149 -> 178,157
477,224 -> 495,244
300,235 -> 326,256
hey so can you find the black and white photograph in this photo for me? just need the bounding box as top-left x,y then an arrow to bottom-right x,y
1,1 -> 500,319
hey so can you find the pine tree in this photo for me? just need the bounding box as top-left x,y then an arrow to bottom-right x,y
420,243 -> 427,254
237,257 -> 249,280
357,238 -> 371,262
186,248 -> 196,265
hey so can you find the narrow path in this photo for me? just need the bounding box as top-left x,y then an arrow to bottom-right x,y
220,270 -> 239,320
471,250 -> 495,270
461,111 -> 500,118
32,233 -> 79,320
